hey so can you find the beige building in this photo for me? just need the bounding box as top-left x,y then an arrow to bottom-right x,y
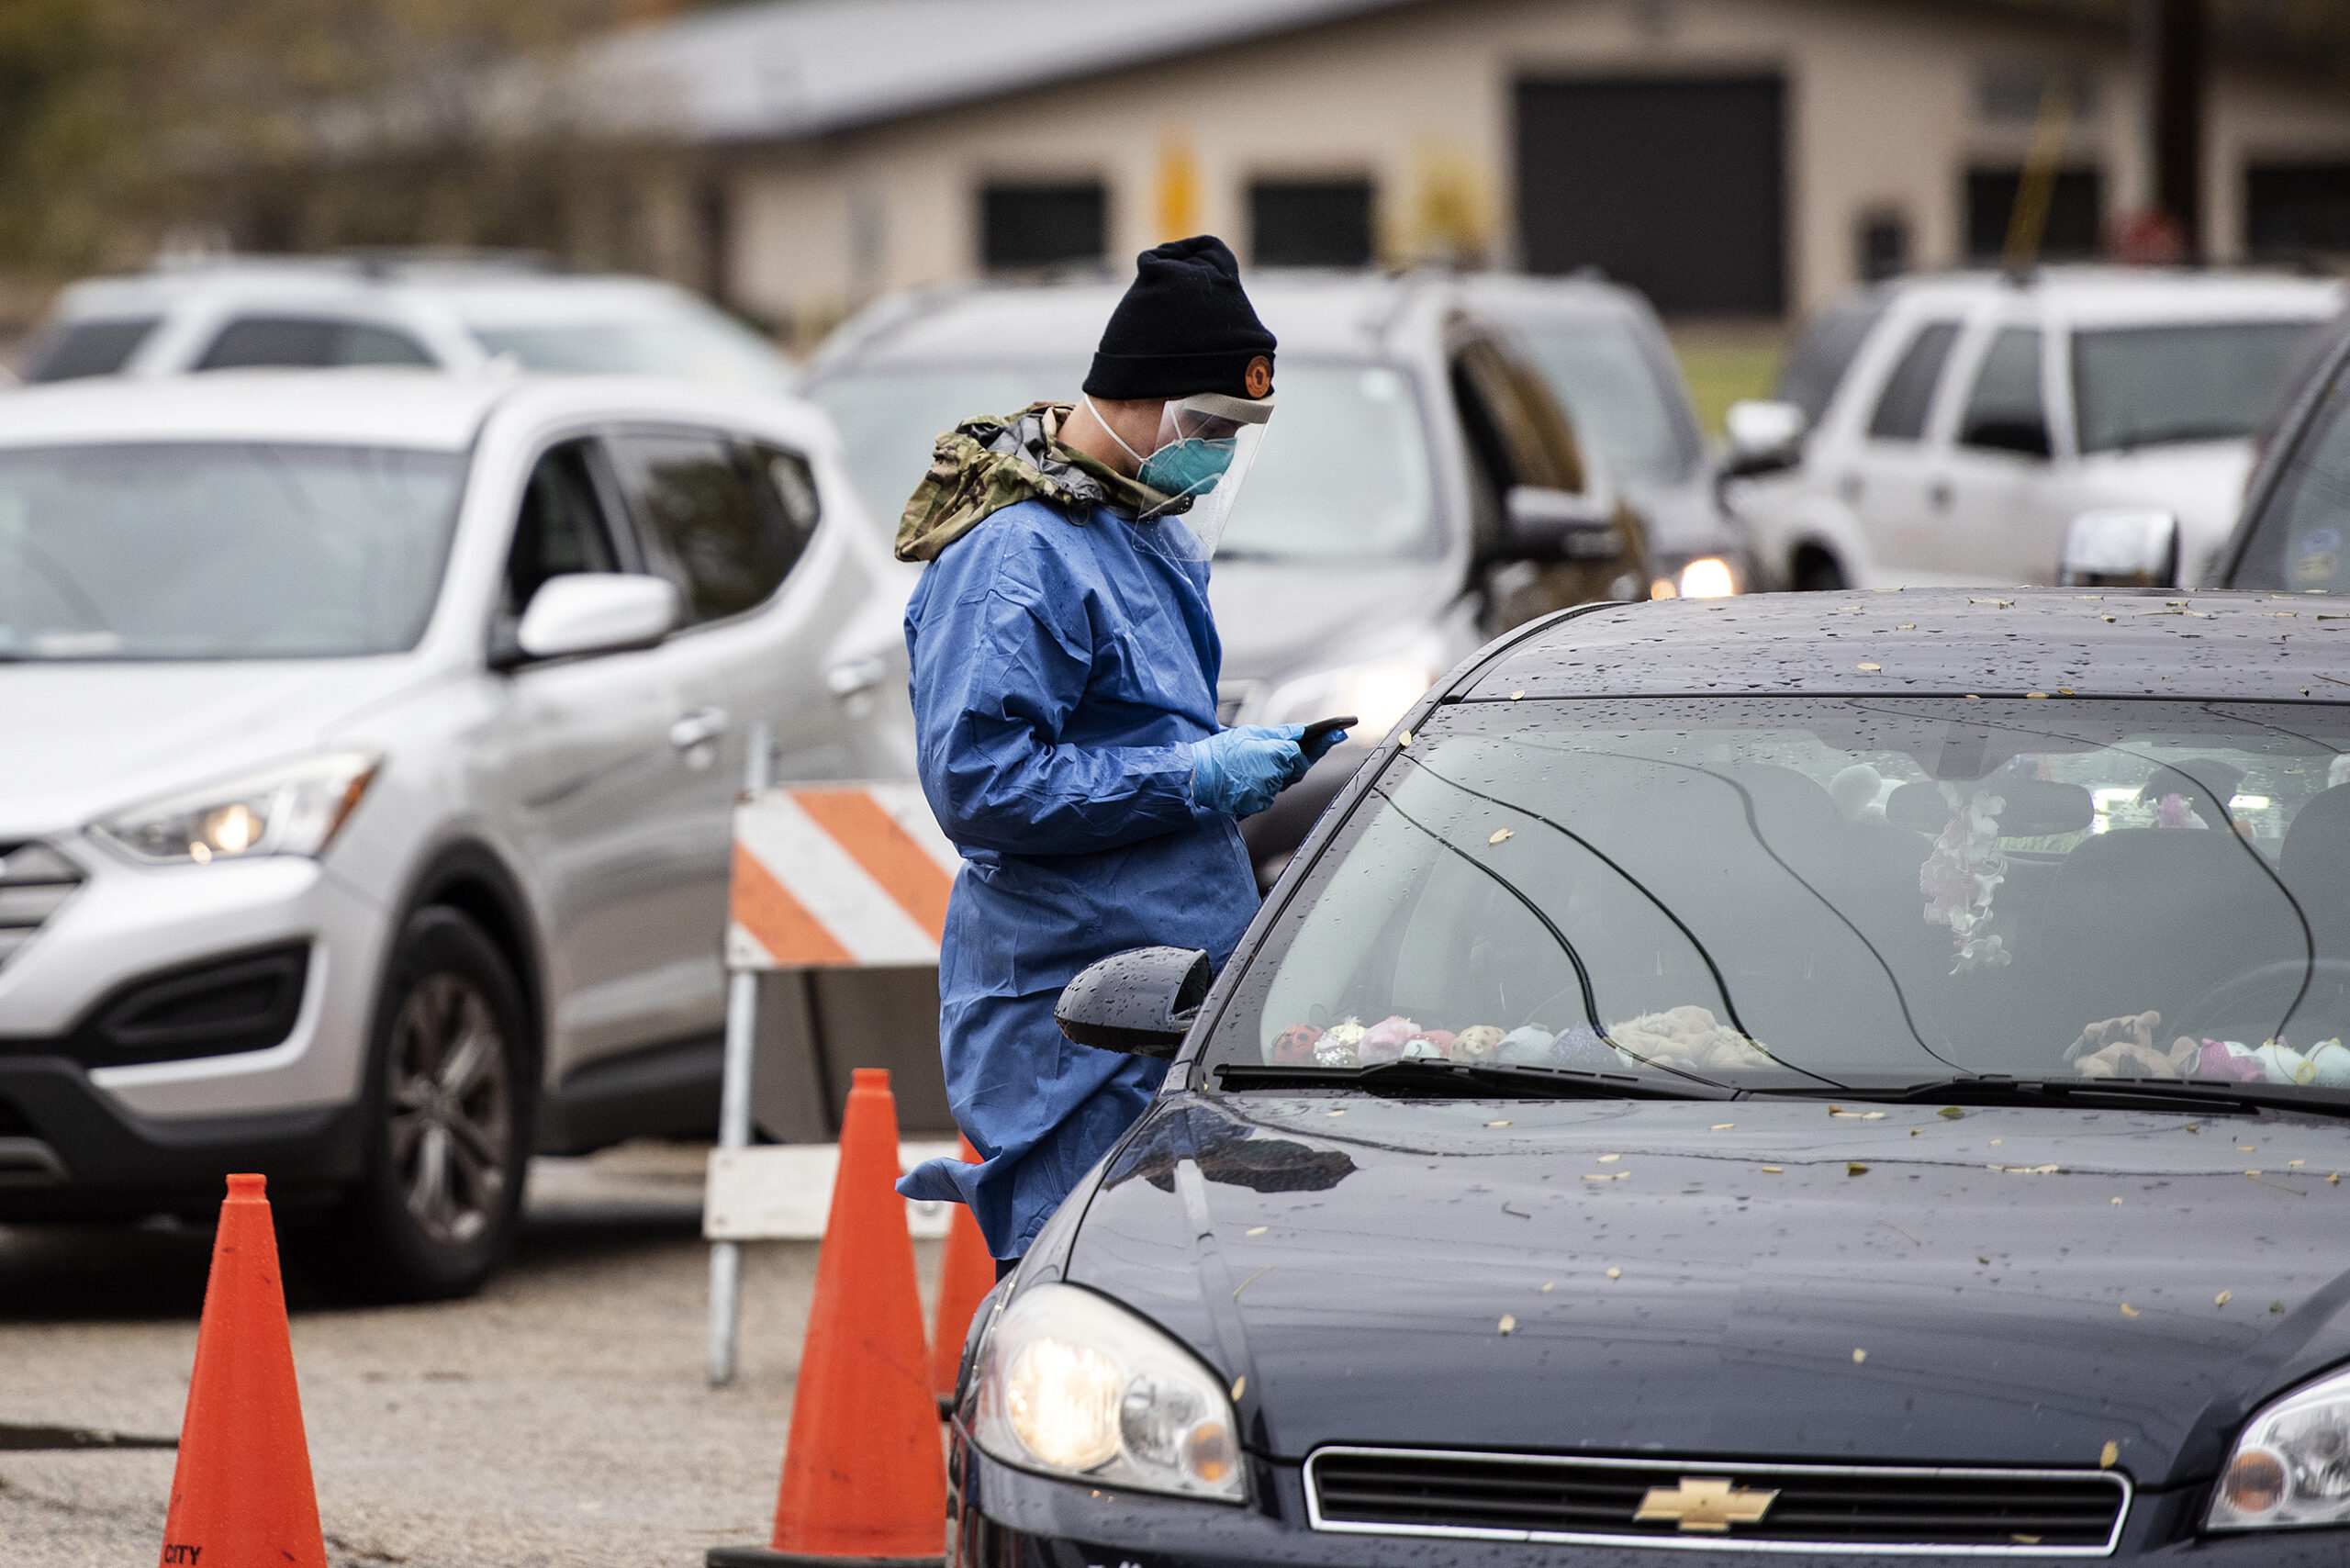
593,0 -> 2350,333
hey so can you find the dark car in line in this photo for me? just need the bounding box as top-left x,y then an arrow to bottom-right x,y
946,588 -> 2350,1565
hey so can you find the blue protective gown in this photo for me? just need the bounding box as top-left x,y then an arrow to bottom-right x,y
893,498 -> 1260,1258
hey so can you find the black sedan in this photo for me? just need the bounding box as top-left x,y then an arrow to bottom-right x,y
950,589 -> 2350,1565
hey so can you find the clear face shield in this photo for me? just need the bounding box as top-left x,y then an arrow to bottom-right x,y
1111,392 -> 1272,563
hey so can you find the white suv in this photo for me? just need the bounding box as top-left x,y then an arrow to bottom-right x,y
0,371 -> 910,1297
18,255 -> 795,394
1727,267 -> 2340,589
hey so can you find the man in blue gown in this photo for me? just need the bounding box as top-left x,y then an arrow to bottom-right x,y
892,237 -> 1340,1268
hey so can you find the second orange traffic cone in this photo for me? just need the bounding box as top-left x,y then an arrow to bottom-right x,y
158,1173 -> 328,1568
930,1137 -> 995,1403
711,1069 -> 945,1568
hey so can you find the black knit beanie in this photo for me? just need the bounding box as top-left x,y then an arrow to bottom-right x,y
1082,236 -> 1277,402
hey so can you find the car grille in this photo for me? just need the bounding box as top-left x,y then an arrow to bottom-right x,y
0,844 -> 84,969
1305,1447 -> 2130,1556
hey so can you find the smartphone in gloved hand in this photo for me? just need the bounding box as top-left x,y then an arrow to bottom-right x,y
1301,715 -> 1357,761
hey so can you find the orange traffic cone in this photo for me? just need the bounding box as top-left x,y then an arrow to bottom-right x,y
930,1137 -> 995,1403
159,1174 -> 327,1568
711,1069 -> 945,1568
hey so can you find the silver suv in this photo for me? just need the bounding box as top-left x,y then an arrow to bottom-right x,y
0,370 -> 910,1296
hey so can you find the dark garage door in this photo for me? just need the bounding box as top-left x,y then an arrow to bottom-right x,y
1516,76 -> 1785,314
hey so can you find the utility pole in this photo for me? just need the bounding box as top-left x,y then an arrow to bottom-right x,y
2142,0 -> 2209,263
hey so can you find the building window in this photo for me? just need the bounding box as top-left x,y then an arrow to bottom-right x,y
2247,162 -> 2350,258
980,182 -> 1106,271
1249,179 -> 1374,267
1855,208 -> 1910,282
1965,167 -> 2102,261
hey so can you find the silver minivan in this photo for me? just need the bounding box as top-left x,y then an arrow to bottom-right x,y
0,370 -> 910,1296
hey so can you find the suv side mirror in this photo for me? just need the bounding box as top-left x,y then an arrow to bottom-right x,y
503,573 -> 679,666
1723,399 -> 1807,476
1056,946 -> 1213,1058
2059,509 -> 2179,588
1503,486 -> 1622,561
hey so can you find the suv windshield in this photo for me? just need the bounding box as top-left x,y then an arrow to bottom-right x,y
1507,319 -> 1694,483
809,361 -> 1437,561
1209,698 -> 2350,1097
0,442 -> 464,659
2073,320 -> 2315,454
469,308 -> 792,393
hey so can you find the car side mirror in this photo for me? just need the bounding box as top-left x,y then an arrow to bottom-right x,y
503,573 -> 678,666
1055,946 -> 1213,1059
1502,486 -> 1622,561
1723,399 -> 1807,476
2059,509 -> 2179,588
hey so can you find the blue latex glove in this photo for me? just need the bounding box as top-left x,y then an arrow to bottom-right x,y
1300,722 -> 1350,764
1192,725 -> 1312,818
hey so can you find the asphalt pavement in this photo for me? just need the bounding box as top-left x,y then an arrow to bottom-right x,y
0,1141 -> 945,1566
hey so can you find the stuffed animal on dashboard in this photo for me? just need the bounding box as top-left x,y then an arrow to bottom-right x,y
2063,1012 -> 2198,1079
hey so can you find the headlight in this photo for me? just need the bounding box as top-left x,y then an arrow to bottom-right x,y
1258,646 -> 1443,741
1653,556 -> 1741,599
94,751 -> 379,865
2209,1365 -> 2350,1529
972,1282 -> 1243,1502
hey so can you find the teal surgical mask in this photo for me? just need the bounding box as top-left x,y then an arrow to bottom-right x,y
1137,435 -> 1236,498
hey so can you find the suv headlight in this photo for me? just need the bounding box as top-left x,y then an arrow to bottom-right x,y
2210,1365 -> 2350,1529
94,751 -> 379,865
1258,643 -> 1444,741
972,1282 -> 1243,1502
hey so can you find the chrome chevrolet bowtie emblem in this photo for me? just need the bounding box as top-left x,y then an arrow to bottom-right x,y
1635,1476 -> 1780,1533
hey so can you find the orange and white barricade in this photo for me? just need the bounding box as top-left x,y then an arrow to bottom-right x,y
725,783 -> 956,970
706,728 -> 963,1384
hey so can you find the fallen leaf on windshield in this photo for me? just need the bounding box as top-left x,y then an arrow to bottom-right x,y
2100,615 -> 2117,623
2112,1197 -> 2123,1204
2216,1291 -> 2232,1306
2059,688 -> 2076,695
1858,662 -> 1881,671
2273,1300 -> 2288,1313
1231,1376 -> 1246,1399
1583,1172 -> 1628,1182
1326,1109 -> 1344,1117
1939,1106 -> 1966,1120
1596,1153 -> 1620,1162
1485,1120 -> 1512,1127
1510,689 -> 1525,700
1990,1138 -> 2002,1145
1897,623 -> 1916,630
2101,1441 -> 2119,1467
2121,1305 -> 2140,1317
2238,1145 -> 2256,1151
1246,1226 -> 1269,1236
1540,1282 -> 1556,1293
1711,1123 -> 1735,1130
1606,1267 -> 1621,1280
2274,611 -> 2299,618
1852,1349 -> 1867,1363
2333,1173 -> 2341,1183
1847,1162 -> 1869,1176
1498,1314 -> 1516,1335
2027,691 -> 2049,700
1397,730 -> 1412,747
2289,1159 -> 2305,1168
1970,598 -> 2013,608
1761,1166 -> 1784,1173
1977,1256 -> 1990,1265
1909,1128 -> 1920,1137
1488,828 -> 1513,845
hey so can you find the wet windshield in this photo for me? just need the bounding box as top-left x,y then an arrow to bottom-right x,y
2073,320 -> 2315,454
1510,319 -> 1694,483
2232,373 -> 2350,592
808,362 -> 1438,560
1209,698 -> 2350,1096
0,442 -> 464,659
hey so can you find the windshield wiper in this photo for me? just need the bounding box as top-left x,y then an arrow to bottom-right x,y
1215,1060 -> 1737,1101
1757,1076 -> 2350,1120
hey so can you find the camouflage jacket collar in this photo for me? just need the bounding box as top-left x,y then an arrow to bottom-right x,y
893,401 -> 1166,564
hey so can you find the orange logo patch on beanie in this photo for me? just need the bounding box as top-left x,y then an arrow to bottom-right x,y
1245,356 -> 1272,398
